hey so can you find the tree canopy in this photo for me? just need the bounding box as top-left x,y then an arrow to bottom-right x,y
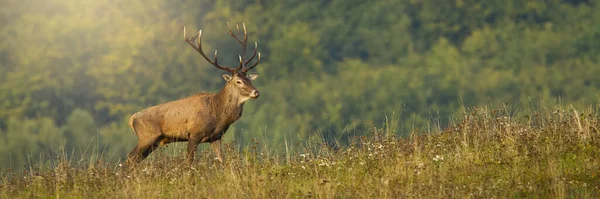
1,0 -> 599,170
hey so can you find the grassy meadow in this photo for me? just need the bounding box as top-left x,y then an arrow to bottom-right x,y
3,1 -> 600,198
1,105 -> 599,198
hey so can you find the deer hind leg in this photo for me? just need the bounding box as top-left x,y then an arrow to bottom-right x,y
127,138 -> 158,164
128,134 -> 163,163
139,137 -> 173,160
126,117 -> 162,164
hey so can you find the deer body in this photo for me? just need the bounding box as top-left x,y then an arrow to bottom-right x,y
126,23 -> 261,164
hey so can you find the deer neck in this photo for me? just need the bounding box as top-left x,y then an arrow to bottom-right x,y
214,85 -> 245,113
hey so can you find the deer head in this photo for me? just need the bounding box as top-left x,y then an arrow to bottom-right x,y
183,22 -> 261,102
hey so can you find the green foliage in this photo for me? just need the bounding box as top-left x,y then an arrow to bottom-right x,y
63,109 -> 97,155
1,0 -> 600,170
98,120 -> 136,161
0,116 -> 63,170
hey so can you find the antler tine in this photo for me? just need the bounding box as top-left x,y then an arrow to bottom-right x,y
196,30 -> 201,47
226,22 -> 249,71
227,22 -> 245,45
245,42 -> 258,65
226,22 -> 248,72
243,23 -> 248,43
183,26 -> 234,73
242,52 -> 260,73
214,50 -> 219,65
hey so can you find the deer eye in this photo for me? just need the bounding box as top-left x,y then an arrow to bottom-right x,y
236,80 -> 243,85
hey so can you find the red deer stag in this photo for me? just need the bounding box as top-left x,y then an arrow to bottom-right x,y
126,22 -> 261,164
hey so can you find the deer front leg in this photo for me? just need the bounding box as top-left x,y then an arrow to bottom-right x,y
186,137 -> 200,164
210,139 -> 223,163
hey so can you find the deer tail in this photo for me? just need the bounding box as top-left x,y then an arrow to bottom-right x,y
129,113 -> 139,135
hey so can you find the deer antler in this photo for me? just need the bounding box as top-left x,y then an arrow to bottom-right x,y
184,26 -> 236,73
183,23 -> 261,74
226,22 -> 260,73
242,43 -> 261,73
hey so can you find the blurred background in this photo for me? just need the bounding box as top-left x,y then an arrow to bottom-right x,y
1,0 -> 599,170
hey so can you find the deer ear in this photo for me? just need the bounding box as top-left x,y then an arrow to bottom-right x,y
247,74 -> 259,81
222,73 -> 233,82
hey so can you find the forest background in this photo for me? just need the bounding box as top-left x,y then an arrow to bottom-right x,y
1,0 -> 599,170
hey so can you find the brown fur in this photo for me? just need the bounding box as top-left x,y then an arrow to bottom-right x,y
126,71 -> 259,164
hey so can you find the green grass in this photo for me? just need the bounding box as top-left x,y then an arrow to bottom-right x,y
1,106 -> 600,198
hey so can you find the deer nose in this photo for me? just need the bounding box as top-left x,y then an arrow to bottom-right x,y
251,90 -> 260,98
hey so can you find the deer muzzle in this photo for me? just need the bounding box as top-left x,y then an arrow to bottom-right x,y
250,90 -> 260,99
